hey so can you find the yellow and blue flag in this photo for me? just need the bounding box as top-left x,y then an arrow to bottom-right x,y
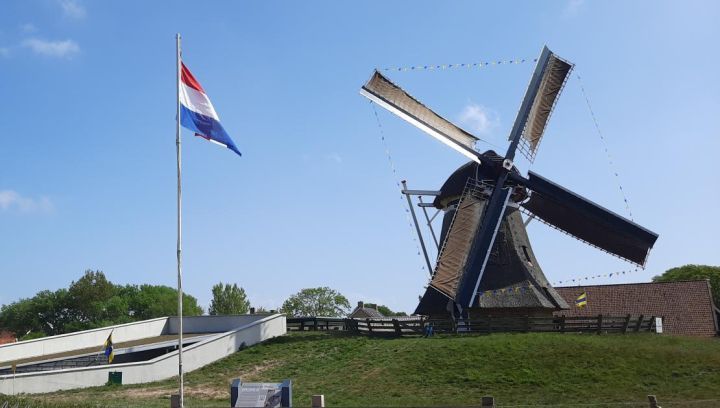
575,292 -> 588,308
104,333 -> 114,363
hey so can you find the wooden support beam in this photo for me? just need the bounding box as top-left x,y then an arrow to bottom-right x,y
622,314 -> 631,334
524,315 -> 530,333
393,319 -> 402,336
481,396 -> 496,407
635,314 -> 644,332
312,395 -> 325,408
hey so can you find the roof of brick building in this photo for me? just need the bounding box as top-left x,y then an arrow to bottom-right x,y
554,280 -> 718,337
348,301 -> 385,319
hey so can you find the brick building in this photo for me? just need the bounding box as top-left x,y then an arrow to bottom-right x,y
555,280 -> 718,337
348,301 -> 385,319
0,330 -> 15,345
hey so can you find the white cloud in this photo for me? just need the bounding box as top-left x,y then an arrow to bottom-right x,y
20,23 -> 37,33
59,0 -> 86,19
22,38 -> 80,58
326,153 -> 343,164
564,0 -> 585,17
458,103 -> 499,135
0,190 -> 53,213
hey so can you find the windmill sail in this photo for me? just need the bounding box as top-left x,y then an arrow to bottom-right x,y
430,188 -> 487,299
360,71 -> 482,163
508,46 -> 573,162
454,185 -> 514,308
520,171 -> 658,266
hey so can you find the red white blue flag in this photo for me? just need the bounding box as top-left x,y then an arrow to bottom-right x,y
179,62 -> 241,156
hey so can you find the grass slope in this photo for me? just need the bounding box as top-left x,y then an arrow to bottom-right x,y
7,332 -> 720,407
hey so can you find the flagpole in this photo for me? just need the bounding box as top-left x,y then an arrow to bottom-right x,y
175,32 -> 185,408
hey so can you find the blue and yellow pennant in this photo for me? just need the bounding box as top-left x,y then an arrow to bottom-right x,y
575,292 -> 588,308
104,332 -> 114,363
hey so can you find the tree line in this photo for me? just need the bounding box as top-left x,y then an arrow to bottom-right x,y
10,264 -> 710,340
0,270 -> 206,340
0,270 -> 406,340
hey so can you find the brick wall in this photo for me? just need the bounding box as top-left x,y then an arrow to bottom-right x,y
554,280 -> 718,337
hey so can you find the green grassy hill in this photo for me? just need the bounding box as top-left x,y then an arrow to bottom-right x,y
7,331 -> 720,407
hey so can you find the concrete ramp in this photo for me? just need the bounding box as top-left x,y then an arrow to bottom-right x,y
0,314 -> 286,394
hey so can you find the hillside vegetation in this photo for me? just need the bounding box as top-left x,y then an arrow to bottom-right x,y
7,331 -> 720,407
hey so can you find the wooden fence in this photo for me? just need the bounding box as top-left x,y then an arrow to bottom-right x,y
287,314 -> 658,336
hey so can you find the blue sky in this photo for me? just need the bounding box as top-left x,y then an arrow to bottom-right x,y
1,1 -> 718,314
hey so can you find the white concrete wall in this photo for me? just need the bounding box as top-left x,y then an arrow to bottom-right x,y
0,318 -> 168,365
0,314 -> 286,394
167,314 -> 268,334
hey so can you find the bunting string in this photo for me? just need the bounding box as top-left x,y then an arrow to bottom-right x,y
370,102 -> 428,274
378,60 -> 636,224
475,267 -> 643,300
369,59 -> 641,282
381,57 -> 536,72
576,73 -> 634,221
552,267 -> 640,287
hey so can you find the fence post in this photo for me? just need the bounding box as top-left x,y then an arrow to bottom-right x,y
622,314 -> 631,334
647,395 -> 659,408
300,320 -> 305,331
393,319 -> 401,336
313,317 -> 318,331
597,314 -> 603,335
560,316 -> 566,333
524,315 -> 530,333
488,315 -> 493,334
312,394 -> 325,407
481,396 -> 495,407
635,314 -> 644,332
366,318 -> 372,333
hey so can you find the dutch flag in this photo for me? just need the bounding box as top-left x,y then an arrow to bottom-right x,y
179,62 -> 241,156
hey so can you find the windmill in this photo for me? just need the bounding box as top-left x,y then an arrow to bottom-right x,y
360,46 -> 659,317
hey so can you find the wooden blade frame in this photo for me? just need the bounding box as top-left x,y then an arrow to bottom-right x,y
360,71 -> 482,164
507,46 -> 574,163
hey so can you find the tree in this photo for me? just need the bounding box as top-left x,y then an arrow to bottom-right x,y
253,306 -> 269,314
281,287 -> 350,317
0,270 -> 205,337
126,284 -> 204,320
0,289 -> 72,336
68,270 -> 119,327
209,283 -> 250,315
653,264 -> 720,308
